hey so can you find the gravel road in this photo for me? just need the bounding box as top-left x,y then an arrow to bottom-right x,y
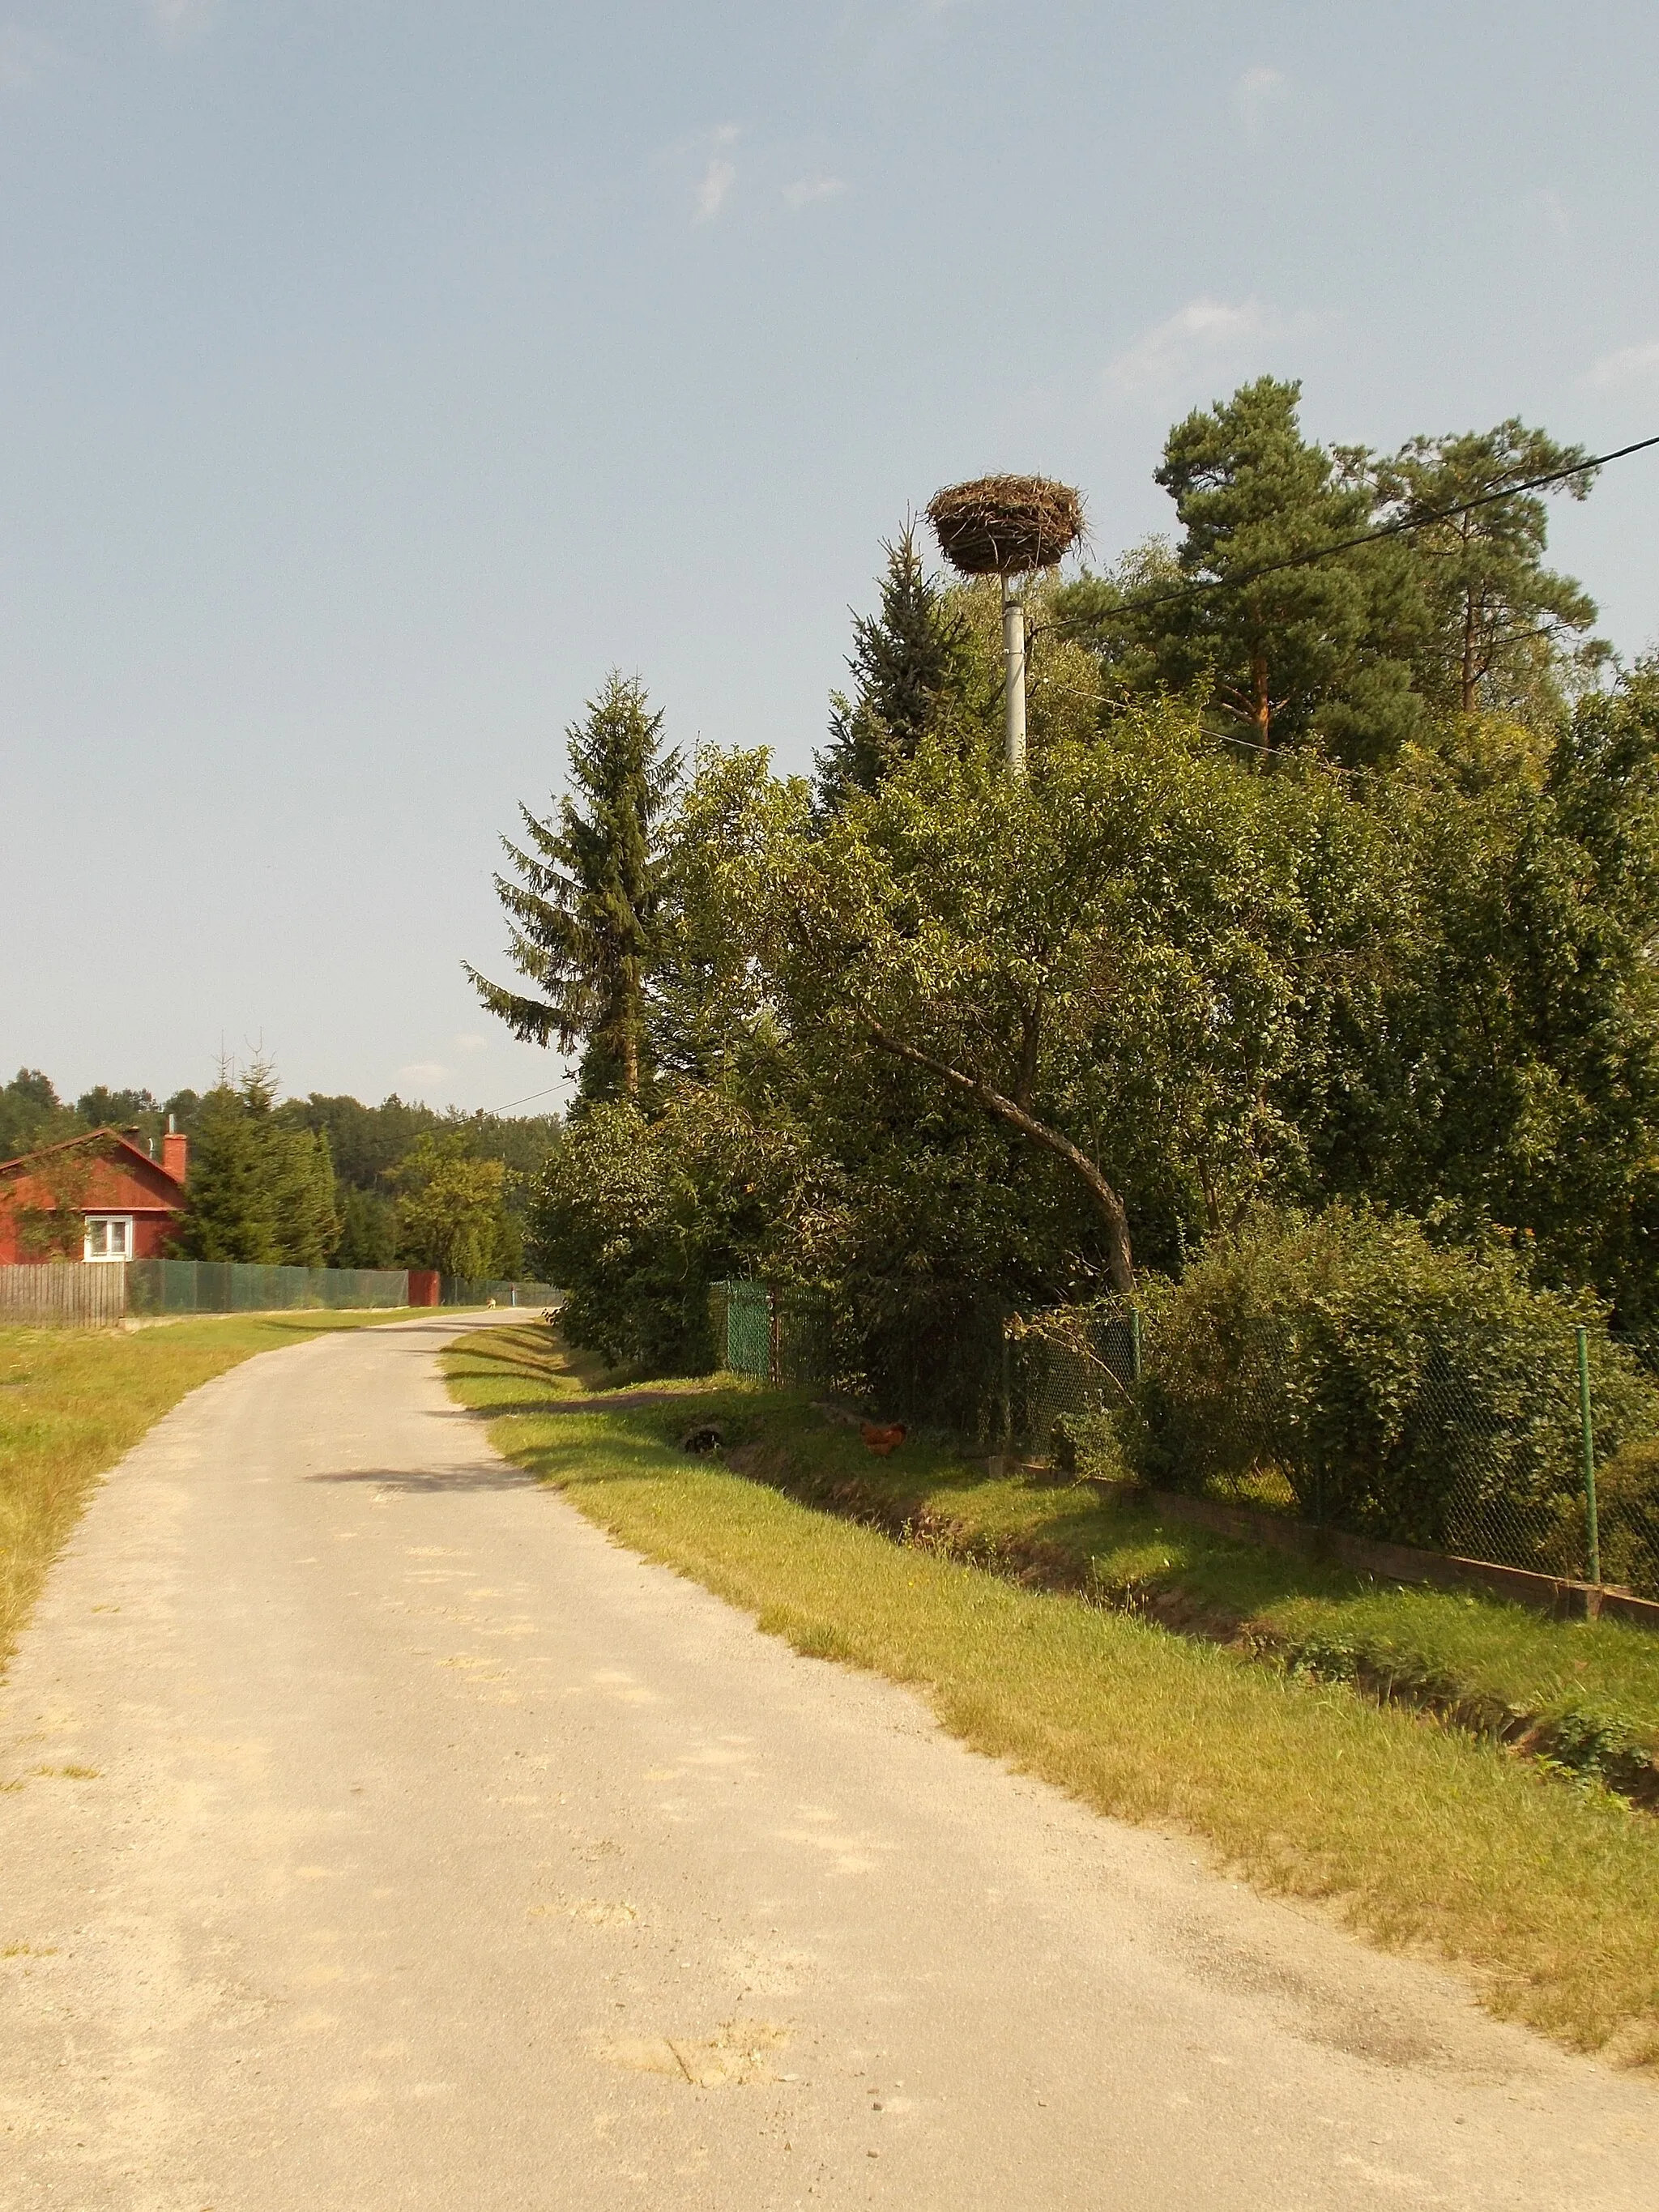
2,1313 -> 1655,2209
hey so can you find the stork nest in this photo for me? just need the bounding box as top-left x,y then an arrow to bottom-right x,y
926,474 -> 1084,577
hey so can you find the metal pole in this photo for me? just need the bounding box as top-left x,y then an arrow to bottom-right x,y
1130,1307 -> 1143,1385
1002,576 -> 1026,777
1576,1324 -> 1601,1586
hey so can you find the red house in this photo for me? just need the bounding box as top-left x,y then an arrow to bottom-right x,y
0,1128 -> 189,1264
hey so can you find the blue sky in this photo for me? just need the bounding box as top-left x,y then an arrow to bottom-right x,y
4,1 -> 1657,1116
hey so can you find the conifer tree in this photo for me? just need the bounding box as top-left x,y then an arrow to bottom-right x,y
1138,377 -> 1427,763
467,674 -> 680,1103
1372,421 -> 1601,718
170,1082 -> 279,1262
169,1063 -> 340,1264
816,526 -> 974,810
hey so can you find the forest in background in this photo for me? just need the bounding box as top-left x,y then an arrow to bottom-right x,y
0,1066 -> 561,1278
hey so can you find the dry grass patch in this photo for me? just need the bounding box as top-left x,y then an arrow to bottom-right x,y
0,1310 -> 429,1672
446,1324 -> 1659,2065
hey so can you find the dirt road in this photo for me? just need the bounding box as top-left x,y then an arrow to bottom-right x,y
2,1314 -> 1654,2208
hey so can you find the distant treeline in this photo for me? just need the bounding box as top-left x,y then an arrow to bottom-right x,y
0,1068 -> 562,1272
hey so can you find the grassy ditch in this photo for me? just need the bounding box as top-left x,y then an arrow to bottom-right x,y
723,1402 -> 1659,1807
0,1309 -> 433,1673
445,1322 -> 1659,2064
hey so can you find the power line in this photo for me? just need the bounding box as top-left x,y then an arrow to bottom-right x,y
480,1080 -> 566,1115
1043,432 -> 1659,636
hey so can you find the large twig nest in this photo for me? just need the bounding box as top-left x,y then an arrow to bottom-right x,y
926,474 -> 1084,578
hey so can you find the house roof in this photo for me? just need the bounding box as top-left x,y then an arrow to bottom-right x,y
0,1127 -> 185,1191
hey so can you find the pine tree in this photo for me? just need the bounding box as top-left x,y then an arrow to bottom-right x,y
1373,421 -> 1601,720
467,674 -> 680,1103
1141,377 -> 1427,763
816,526 -> 974,810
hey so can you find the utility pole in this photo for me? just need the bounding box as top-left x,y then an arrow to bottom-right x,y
926,473 -> 1081,786
1002,579 -> 1027,777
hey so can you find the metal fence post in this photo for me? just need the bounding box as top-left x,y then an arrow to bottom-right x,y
1576,1324 -> 1601,1587
1130,1306 -> 1143,1385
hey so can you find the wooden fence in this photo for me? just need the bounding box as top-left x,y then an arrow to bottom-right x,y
0,1262 -> 129,1328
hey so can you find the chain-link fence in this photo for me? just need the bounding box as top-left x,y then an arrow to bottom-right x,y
437,1276 -> 561,1309
126,1260 -> 412,1314
707,1281 -> 1659,1602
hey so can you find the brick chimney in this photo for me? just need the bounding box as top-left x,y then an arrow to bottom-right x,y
162,1124 -> 189,1185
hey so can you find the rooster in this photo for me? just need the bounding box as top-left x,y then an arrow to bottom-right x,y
859,1420 -> 907,1457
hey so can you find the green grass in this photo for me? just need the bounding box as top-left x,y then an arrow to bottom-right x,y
700,1399 -> 1659,1799
0,1309 -> 431,1673
445,1323 -> 1659,2064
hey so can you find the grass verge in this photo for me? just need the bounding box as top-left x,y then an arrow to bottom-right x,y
711,1398 -> 1659,1805
445,1323 -> 1659,2064
0,1309 -> 432,1673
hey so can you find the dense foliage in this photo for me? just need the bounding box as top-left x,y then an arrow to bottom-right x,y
1128,1206 -> 1659,1552
169,1068 -> 342,1267
477,378 -> 1659,1434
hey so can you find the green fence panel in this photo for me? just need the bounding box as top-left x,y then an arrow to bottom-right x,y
437,1278 -> 561,1309
719,1281 -> 772,1379
126,1259 -> 412,1315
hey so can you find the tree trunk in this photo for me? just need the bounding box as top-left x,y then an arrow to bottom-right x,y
862,1019 -> 1136,1294
1251,652 -> 1272,749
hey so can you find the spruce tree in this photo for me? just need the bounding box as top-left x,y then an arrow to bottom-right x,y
169,1084 -> 279,1262
816,526 -> 973,810
467,674 -> 680,1103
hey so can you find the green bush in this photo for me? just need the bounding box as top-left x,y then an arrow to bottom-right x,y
1132,1206 -> 1659,1558
525,1088 -> 804,1375
1585,1438 -> 1659,1593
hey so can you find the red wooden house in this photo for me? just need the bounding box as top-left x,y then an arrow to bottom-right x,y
0,1129 -> 189,1264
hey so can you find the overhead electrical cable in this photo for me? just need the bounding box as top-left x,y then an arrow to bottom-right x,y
1042,432 -> 1659,636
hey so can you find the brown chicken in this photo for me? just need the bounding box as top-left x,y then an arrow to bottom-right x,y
859,1420 -> 907,1457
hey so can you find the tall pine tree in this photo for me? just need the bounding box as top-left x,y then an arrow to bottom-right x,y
1135,378 -> 1427,764
467,674 -> 680,1103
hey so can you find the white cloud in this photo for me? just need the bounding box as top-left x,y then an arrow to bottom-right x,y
452,1034 -> 488,1055
784,174 -> 848,211
397,1062 -> 452,1090
1583,340 -> 1659,390
1234,64 -> 1287,131
693,123 -> 740,223
147,0 -> 217,44
1104,296 -> 1282,401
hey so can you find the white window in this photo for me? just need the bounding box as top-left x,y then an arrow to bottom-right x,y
84,1217 -> 133,1262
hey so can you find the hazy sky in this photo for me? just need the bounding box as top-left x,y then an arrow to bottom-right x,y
5,2 -> 1657,1117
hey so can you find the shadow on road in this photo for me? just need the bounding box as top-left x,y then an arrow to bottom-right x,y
303,1464 -> 535,1493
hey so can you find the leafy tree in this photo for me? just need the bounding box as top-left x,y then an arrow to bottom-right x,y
816,527 -> 976,810
75,1085 -> 160,1133
649,745 -> 812,1084
386,1134 -> 522,1279
467,673 -> 680,1103
763,706 -> 1396,1298
1342,667 -> 1659,1320
0,1070 -> 76,1160
526,1085 -> 808,1371
1372,422 -> 1601,720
